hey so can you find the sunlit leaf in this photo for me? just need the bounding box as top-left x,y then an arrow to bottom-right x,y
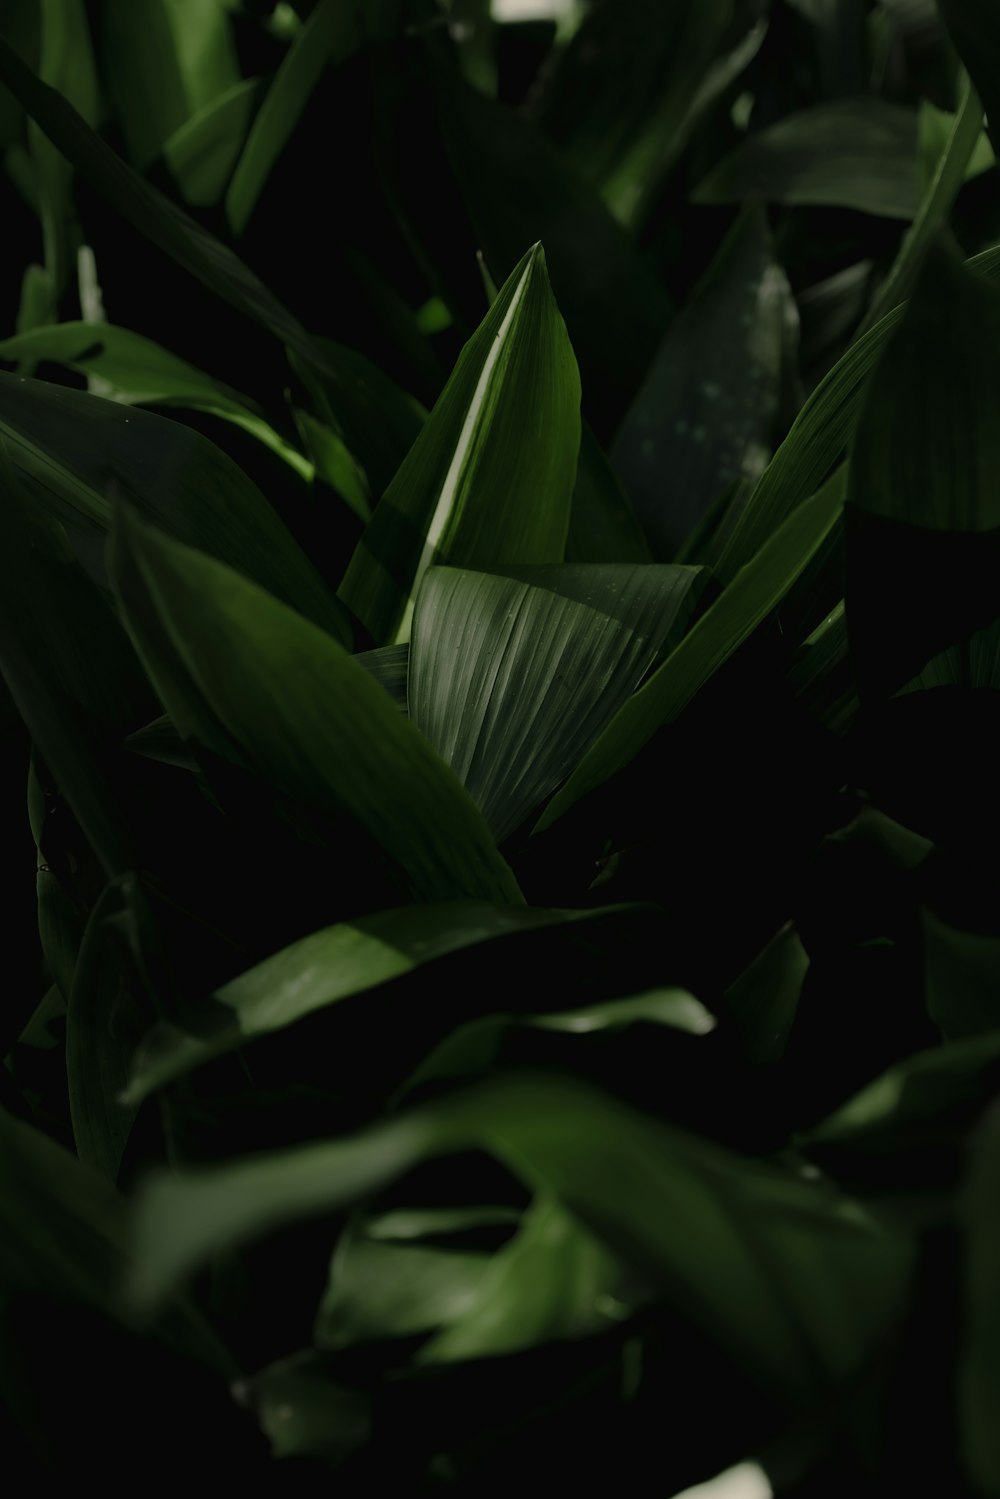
340,244 -> 581,645
408,562 -> 707,840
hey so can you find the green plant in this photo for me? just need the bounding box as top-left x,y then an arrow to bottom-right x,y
3,2 -> 1000,1493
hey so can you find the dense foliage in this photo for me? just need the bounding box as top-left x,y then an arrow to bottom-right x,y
3,1 -> 1000,1492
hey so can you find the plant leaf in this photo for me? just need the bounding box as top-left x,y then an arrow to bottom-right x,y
225,0 -> 363,235
611,206 -> 793,559
937,0 -> 1000,154
692,100 -> 920,219
122,902 -> 628,1104
535,469 -> 844,830
128,1072 -> 911,1403
0,370 -> 347,642
408,562 -> 708,840
960,1101 -> 1000,1494
340,244 -> 581,645
845,237 -> 1000,698
566,424 -> 652,564
110,508 -> 523,907
161,77 -> 261,206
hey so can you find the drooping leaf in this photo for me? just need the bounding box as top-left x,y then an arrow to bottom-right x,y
611,206 -> 794,559
121,902 -> 632,1104
129,1072 -> 911,1403
0,321 -> 313,481
225,0 -> 364,235
0,371 -> 347,641
402,987 -> 716,1097
692,100 -> 920,219
845,237 -> 1000,699
408,563 -> 708,840
535,469 -> 844,830
110,508 -> 523,907
340,244 -> 581,645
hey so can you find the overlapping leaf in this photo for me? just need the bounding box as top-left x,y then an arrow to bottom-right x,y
110,508 -> 523,906
408,562 -> 708,840
340,245 -> 582,645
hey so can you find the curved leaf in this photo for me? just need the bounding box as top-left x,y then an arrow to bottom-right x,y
110,508 -> 523,908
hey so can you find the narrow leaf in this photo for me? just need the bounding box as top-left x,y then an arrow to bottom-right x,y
340,244 -> 581,645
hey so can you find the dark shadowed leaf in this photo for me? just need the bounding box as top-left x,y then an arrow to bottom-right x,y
0,370 -> 347,641
566,424 -> 652,564
611,206 -> 793,559
110,509 -> 523,906
845,238 -> 1000,698
938,0 -> 1000,153
692,101 -> 920,219
536,469 -> 844,829
960,1102 -> 1000,1494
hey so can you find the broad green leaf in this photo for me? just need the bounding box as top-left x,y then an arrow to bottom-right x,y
129,1072 -> 911,1402
162,77 -> 261,207
938,0 -> 1000,153
110,509 -> 523,907
0,321 -> 313,482
692,101 -> 919,219
402,987 -> 716,1097
0,371 -> 347,642
101,0 -> 239,171
858,75 -> 985,336
713,240 -> 1000,581
566,424 -> 652,564
66,876 -> 148,1181
922,910 -> 1000,1041
122,903 -> 643,1104
419,1197 -> 635,1363
340,245 -> 581,645
960,1102 -> 1000,1494
226,0 -> 363,235
408,563 -> 708,840
845,238 -> 1000,698
611,206 -> 793,559
535,470 -> 844,830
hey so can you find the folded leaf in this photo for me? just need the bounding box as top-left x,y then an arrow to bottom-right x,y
340,244 -> 581,645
